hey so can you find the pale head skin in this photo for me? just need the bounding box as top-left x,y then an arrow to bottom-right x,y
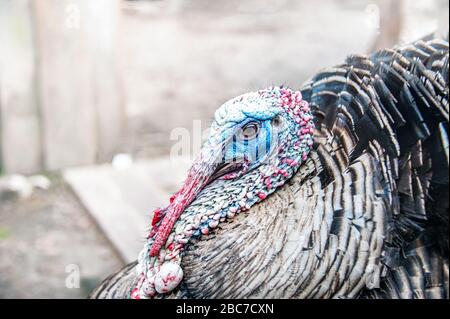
133,86 -> 314,298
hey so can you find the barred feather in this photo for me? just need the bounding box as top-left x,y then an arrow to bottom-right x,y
92,39 -> 449,299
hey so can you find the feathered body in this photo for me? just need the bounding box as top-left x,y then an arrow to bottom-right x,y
91,39 -> 449,299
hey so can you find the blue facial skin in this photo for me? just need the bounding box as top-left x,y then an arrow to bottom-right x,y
205,97 -> 295,180
222,118 -> 275,165
192,111 -> 291,239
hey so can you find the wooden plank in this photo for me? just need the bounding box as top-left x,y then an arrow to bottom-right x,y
63,156 -> 192,262
0,0 -> 42,174
64,166 -> 150,263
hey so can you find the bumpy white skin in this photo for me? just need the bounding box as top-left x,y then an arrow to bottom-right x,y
132,87 -> 314,299
154,262 -> 183,294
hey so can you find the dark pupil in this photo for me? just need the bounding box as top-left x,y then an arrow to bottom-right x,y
272,116 -> 281,126
243,124 -> 258,139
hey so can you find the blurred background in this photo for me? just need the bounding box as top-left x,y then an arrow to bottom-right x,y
0,0 -> 448,298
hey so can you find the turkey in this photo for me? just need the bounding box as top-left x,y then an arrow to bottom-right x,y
91,38 -> 449,299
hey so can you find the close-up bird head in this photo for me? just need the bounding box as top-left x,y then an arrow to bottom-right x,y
133,86 -> 315,298
89,38 -> 448,300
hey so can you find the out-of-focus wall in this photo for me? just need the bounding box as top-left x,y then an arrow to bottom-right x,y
0,0 -> 448,173
0,0 -> 124,174
120,0 -> 449,158
0,0 -> 41,174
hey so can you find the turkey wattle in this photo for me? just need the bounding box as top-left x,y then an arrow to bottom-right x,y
91,39 -> 449,299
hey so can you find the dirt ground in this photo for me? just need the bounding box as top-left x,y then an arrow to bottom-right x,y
0,177 -> 123,298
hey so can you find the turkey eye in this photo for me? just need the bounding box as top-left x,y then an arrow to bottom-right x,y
272,115 -> 282,127
240,122 -> 259,140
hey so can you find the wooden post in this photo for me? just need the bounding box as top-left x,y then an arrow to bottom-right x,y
32,0 -> 124,171
0,0 -> 42,174
370,0 -> 403,52
85,0 -> 125,163
0,0 -> 124,174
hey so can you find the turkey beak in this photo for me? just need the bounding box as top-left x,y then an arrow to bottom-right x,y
149,138 -> 225,256
208,159 -> 246,183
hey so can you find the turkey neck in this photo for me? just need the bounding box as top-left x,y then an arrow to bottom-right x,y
181,130 -> 389,298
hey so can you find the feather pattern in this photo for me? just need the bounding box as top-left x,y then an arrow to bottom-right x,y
91,39 -> 449,299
